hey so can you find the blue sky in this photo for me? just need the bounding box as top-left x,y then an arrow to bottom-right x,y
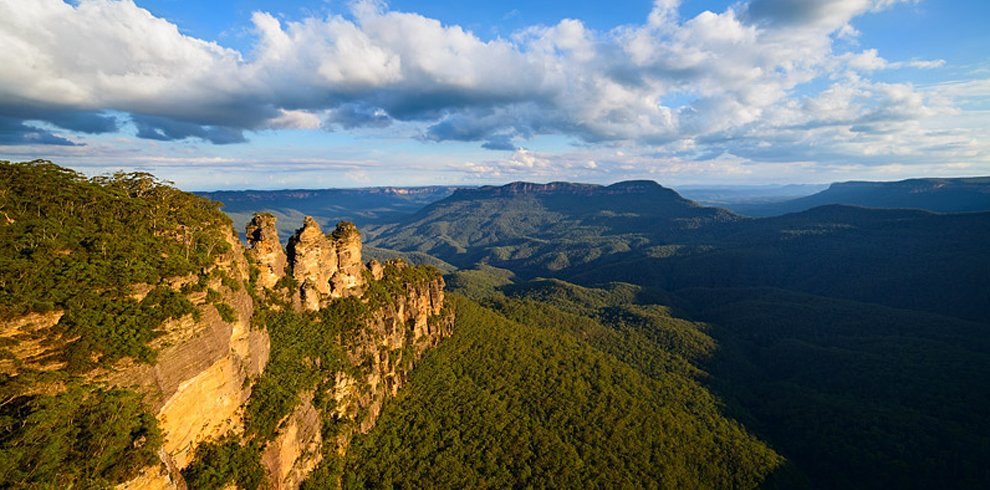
1,0 -> 988,190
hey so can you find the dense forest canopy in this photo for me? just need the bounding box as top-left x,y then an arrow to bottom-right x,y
0,160 -> 233,370
344,293 -> 782,489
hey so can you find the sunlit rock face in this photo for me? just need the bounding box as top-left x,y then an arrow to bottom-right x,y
108,217 -> 448,490
114,230 -> 270,489
287,217 -> 366,311
245,213 -> 287,291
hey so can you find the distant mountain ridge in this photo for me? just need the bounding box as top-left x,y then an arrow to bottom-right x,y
731,176 -> 990,216
370,179 -> 738,271
198,185 -> 460,242
448,180 -> 685,199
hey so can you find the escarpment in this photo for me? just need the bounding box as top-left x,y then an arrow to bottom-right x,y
0,161 -> 452,490
239,214 -> 453,489
113,228 -> 270,487
130,215 -> 451,489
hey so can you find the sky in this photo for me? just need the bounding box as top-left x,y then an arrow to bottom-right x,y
0,0 -> 988,190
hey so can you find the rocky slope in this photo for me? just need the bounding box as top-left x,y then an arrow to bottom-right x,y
0,162 -> 451,490
244,213 -> 452,489
114,214 -> 451,489
113,229 -> 270,488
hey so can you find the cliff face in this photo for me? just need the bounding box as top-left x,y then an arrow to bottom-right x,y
0,231 -> 270,489
113,229 -> 271,488
335,271 -> 450,434
262,268 -> 452,489
247,215 -> 453,489
1,205 -> 449,490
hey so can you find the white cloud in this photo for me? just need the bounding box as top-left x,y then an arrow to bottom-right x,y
0,0 -> 986,180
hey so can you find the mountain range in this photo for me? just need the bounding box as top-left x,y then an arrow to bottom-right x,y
721,176 -> 990,216
359,177 -> 990,488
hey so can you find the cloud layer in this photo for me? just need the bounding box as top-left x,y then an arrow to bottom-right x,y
0,0 -> 986,180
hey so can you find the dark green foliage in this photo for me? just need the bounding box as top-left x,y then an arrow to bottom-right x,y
343,294 -> 781,488
681,288 -> 990,489
444,265 -> 515,301
214,302 -> 238,323
182,435 -> 266,490
557,205 -> 990,322
0,385 -> 162,488
300,457 -> 345,490
60,286 -> 196,370
0,160 -> 232,368
244,308 -> 329,440
363,177 -> 990,489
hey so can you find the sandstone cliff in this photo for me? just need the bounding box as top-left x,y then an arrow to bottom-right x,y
0,206 -> 449,490
243,214 -> 453,489
113,229 -> 271,488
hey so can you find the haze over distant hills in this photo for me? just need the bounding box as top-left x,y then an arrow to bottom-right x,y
198,186 -> 459,241
674,184 -> 828,209
368,180 -> 990,320
359,178 -> 990,488
717,177 -> 990,216
199,176 -> 990,244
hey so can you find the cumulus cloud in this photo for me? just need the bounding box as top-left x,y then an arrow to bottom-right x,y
0,0 -> 984,177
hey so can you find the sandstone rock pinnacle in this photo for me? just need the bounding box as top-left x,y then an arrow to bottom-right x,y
286,217 -> 367,311
246,213 -> 287,291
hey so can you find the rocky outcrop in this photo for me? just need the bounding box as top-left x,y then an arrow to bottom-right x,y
329,221 -> 364,295
286,217 -> 367,311
368,259 -> 384,281
331,269 -> 450,438
260,262 -> 453,489
246,213 -> 287,291
261,391 -> 324,490
0,310 -> 66,376
4,210 -> 447,490
113,230 -> 270,488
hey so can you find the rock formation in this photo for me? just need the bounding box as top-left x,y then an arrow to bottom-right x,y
329,221 -> 364,295
2,210 -> 448,490
133,216 -> 447,489
286,217 -> 367,311
0,164 -> 451,490
257,259 -> 452,489
246,213 -> 287,291
110,229 -> 271,488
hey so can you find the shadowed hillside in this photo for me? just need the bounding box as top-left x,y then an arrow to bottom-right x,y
369,180 -> 738,271
729,177 -> 990,216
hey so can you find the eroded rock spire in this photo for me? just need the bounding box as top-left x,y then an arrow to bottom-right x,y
286,217 -> 367,310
